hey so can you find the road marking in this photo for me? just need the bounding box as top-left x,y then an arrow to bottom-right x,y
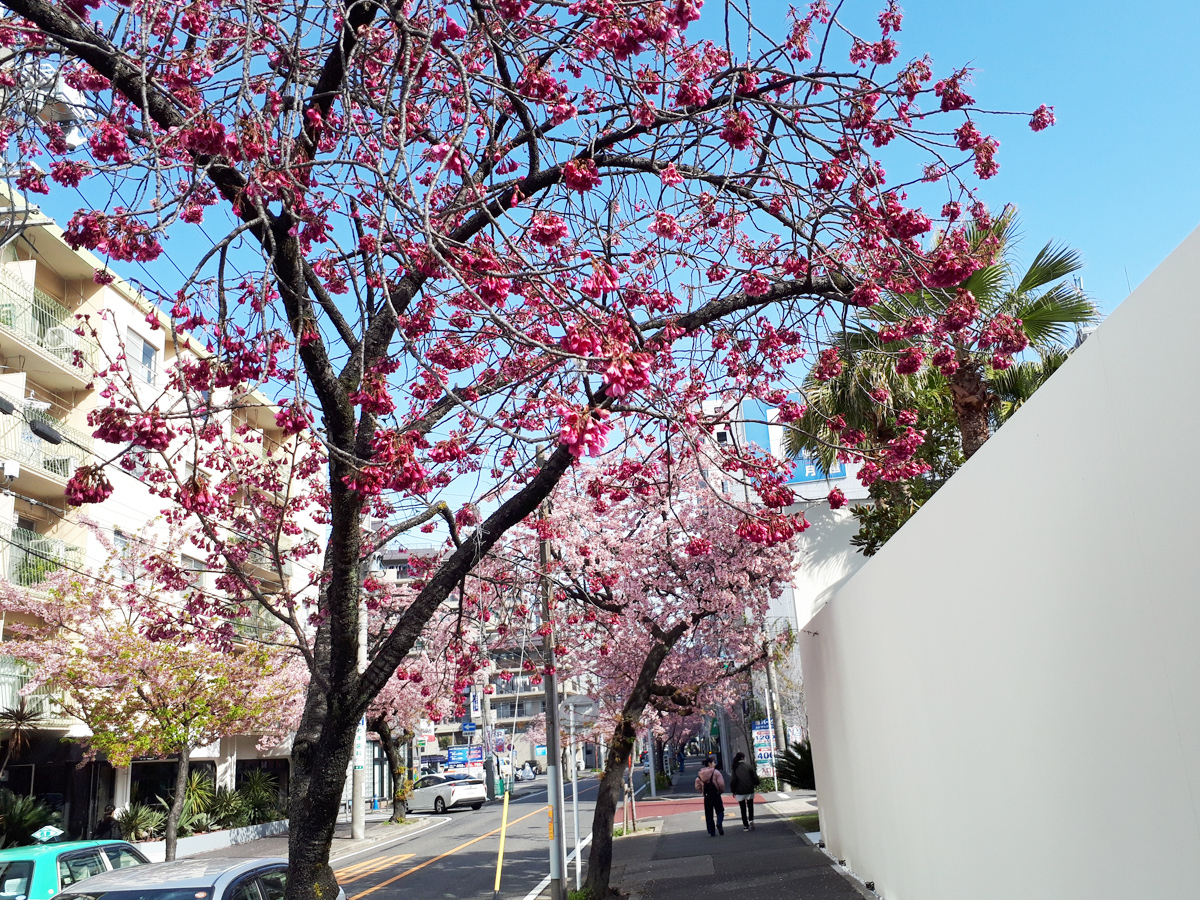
348,804 -> 549,899
336,855 -> 402,877
517,833 -> 594,900
329,816 -> 452,866
334,854 -> 415,884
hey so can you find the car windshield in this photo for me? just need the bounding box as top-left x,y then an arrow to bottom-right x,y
59,888 -> 217,900
0,860 -> 33,899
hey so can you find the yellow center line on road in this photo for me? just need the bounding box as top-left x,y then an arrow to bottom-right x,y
335,854 -> 415,884
348,805 -> 549,899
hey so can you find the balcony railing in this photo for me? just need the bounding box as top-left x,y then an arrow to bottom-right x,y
3,525 -> 84,586
0,399 -> 94,483
0,655 -> 70,723
0,265 -> 98,374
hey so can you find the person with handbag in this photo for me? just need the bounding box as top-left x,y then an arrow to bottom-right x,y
730,752 -> 759,831
695,755 -> 726,836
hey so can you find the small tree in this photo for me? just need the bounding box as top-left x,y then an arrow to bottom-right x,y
0,530 -> 304,859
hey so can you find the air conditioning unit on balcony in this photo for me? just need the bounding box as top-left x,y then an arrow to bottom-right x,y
43,454 -> 78,479
43,326 -> 77,358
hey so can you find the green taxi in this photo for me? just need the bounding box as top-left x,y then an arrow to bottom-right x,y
0,842 -> 148,900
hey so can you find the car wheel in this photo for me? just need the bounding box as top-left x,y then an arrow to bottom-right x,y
434,796 -> 447,814
471,803 -> 483,810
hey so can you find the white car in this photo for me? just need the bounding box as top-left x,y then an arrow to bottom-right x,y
53,858 -> 345,900
409,773 -> 487,812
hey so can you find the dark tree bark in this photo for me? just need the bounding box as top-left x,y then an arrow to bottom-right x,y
370,717 -> 411,822
163,745 -> 192,862
949,363 -> 994,458
584,630 -> 683,897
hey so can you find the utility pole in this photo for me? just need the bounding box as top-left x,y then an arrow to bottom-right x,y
538,452 -> 568,900
569,704 -> 581,889
353,545 -> 383,840
764,639 -> 789,785
351,595 -> 368,840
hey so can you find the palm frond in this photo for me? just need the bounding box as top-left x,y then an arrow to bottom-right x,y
989,345 -> 1073,427
1015,286 -> 1100,348
1015,241 -> 1084,295
959,263 -> 1008,308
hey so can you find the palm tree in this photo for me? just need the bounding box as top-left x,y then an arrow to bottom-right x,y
0,698 -> 45,781
786,212 -> 1100,464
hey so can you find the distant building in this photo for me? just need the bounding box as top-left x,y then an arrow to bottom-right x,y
0,192 -> 322,835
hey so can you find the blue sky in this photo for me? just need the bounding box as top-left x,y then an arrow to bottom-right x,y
875,0 -> 1200,316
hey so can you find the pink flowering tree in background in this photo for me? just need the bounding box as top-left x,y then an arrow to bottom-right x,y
364,575 -> 479,820
486,449 -> 796,895
0,0 -> 1055,890
0,526 -> 304,861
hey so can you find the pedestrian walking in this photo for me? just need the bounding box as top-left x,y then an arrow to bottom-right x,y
695,756 -> 725,836
94,805 -> 122,840
730,752 -> 760,831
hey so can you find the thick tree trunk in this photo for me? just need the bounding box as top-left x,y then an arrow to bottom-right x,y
583,634 -> 681,897
164,746 -> 191,862
949,364 -> 993,458
286,704 -> 359,900
370,717 -> 410,822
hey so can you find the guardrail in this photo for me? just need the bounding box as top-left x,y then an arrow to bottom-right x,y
0,265 -> 98,374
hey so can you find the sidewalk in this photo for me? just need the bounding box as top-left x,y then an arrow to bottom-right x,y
610,771 -> 865,900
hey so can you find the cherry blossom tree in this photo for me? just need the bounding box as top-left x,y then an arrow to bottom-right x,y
0,0 -> 1054,892
0,527 -> 304,861
364,578 -> 473,819
484,449 -> 796,895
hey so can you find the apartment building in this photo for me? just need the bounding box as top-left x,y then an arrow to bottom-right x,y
0,193 -> 320,837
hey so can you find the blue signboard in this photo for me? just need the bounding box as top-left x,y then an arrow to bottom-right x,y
469,745 -> 484,764
786,455 -> 846,484
535,744 -> 547,757
447,745 -> 469,766
461,722 -> 477,734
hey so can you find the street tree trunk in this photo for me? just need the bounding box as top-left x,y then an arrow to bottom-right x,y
370,717 -> 410,822
164,745 -> 192,862
584,634 -> 681,897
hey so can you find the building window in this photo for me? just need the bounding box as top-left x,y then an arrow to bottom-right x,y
127,328 -> 156,384
181,554 -> 205,587
113,529 -> 132,579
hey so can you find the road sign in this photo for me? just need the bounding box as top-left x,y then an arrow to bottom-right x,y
354,717 -> 367,770
462,722 -> 477,734
561,695 -> 599,726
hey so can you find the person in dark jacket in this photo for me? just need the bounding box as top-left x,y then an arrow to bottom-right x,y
94,805 -> 122,840
730,752 -> 759,831
694,756 -> 726,836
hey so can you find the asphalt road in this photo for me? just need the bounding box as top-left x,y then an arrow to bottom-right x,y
331,774 -> 619,900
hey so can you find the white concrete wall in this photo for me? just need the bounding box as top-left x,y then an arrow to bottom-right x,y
799,225 -> 1200,900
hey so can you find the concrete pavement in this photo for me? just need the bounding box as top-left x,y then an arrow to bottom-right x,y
604,765 -> 863,900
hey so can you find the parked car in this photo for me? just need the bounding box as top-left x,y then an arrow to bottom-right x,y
53,858 -> 345,900
0,841 -> 148,900
408,773 -> 486,813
